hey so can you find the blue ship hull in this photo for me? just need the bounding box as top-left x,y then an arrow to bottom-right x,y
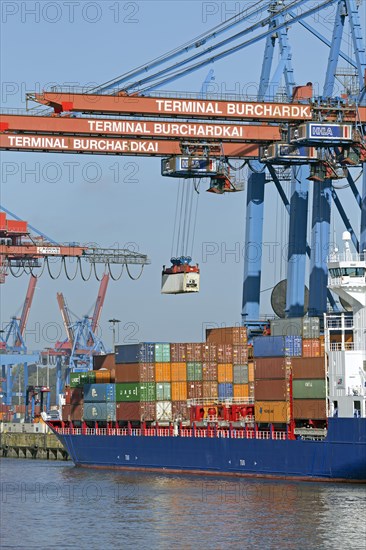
52,418 -> 366,482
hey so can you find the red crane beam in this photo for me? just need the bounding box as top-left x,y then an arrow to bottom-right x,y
0,133 -> 260,158
90,274 -> 109,335
34,92 -> 315,121
0,114 -> 281,142
15,276 -> 37,347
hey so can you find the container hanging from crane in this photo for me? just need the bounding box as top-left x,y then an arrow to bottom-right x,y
161,257 -> 200,294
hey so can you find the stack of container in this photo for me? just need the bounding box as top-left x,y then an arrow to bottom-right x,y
253,336 -> 302,424
292,357 -> 326,421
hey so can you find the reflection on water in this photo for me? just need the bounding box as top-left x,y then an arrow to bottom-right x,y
1,460 -> 365,549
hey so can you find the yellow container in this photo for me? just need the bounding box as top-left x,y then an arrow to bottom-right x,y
217,363 -> 233,383
248,362 -> 254,382
171,381 -> 187,401
155,362 -> 171,382
255,401 -> 290,423
171,362 -> 187,381
233,384 -> 249,399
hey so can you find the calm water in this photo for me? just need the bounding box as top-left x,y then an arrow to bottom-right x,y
1,459 -> 365,549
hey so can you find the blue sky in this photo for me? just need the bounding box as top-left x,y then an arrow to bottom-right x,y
0,1 -> 363,350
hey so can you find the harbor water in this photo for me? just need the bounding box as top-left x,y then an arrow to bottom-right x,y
1,459 -> 365,549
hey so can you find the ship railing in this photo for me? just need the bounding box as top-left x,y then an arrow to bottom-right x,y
330,342 -> 365,351
180,428 -> 193,437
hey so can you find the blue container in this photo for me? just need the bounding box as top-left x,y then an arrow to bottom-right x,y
83,402 -> 116,421
84,383 -> 116,403
253,336 -> 287,357
115,343 -> 155,364
218,383 -> 233,399
285,335 -> 302,357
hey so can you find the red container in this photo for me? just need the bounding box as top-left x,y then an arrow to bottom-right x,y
170,343 -> 187,362
254,357 -> 291,379
115,363 -> 155,383
293,399 -> 326,419
203,381 -> 218,398
116,401 -> 155,422
202,362 -> 218,381
172,400 -> 189,421
186,343 -> 203,362
62,404 -> 71,421
217,344 -> 233,364
71,403 -> 83,421
292,357 -> 325,379
232,345 -> 248,365
187,381 -> 203,399
70,387 -> 83,404
202,343 -> 217,362
93,353 -> 115,371
302,339 -> 323,358
254,379 -> 289,401
64,386 -> 71,405
206,327 -> 247,345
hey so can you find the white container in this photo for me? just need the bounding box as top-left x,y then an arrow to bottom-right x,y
156,401 -> 172,422
161,272 -> 200,294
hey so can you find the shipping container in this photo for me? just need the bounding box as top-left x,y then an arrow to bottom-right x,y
217,363 -> 233,383
116,401 -> 155,422
302,338 -> 324,357
93,353 -> 115,371
293,379 -> 326,399
285,336 -> 302,357
254,357 -> 291,379
171,400 -> 189,421
156,382 -> 171,401
187,381 -> 204,399
186,362 -> 203,381
155,362 -> 171,382
84,383 -> 116,403
293,399 -> 327,419
93,369 -> 111,384
232,345 -> 248,365
139,383 -> 156,402
217,344 -> 233,364
206,326 -> 247,345
248,362 -> 254,382
80,371 -> 96,385
255,401 -> 290,423
292,357 -> 325,379
115,383 -> 141,402
253,336 -> 302,358
171,381 -> 187,401
70,373 -> 82,388
70,404 -> 83,421
202,343 -> 217,362
218,383 -> 233,399
202,362 -> 218,381
171,362 -> 187,381
202,381 -> 218,399
154,343 -> 171,363
255,379 -> 289,401
270,317 -> 320,338
233,384 -> 249,399
186,343 -> 203,362
156,401 -> 172,422
115,343 -> 155,364
70,387 -> 83,404
233,365 -> 249,384
83,402 -> 116,422
115,363 -> 155,383
170,343 -> 187,362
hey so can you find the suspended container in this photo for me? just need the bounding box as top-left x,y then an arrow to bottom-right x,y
161,257 -> 200,294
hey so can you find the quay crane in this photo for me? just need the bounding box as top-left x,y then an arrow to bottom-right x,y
0,0 -> 365,332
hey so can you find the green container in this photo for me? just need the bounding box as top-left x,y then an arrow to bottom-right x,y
155,343 -> 171,362
186,362 -> 203,381
116,383 -> 141,402
156,382 -> 171,401
70,373 -> 82,388
80,372 -> 96,385
293,379 -> 326,399
140,382 -> 156,402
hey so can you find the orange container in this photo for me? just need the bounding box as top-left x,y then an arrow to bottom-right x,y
255,401 -> 290,423
233,384 -> 249,398
171,362 -> 187,381
217,363 -> 233,383
94,370 -> 111,384
171,381 -> 187,401
302,338 -> 324,357
248,362 -> 254,382
155,362 -> 171,382
206,327 -> 247,345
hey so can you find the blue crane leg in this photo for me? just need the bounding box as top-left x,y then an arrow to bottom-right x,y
242,164 -> 265,323
286,166 -> 309,317
6,366 -> 13,406
23,362 -> 28,402
361,163 -> 366,256
56,356 -> 62,406
308,180 -> 332,316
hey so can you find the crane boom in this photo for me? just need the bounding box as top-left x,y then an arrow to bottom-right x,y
57,293 -> 74,345
91,274 -> 109,334
14,276 -> 37,347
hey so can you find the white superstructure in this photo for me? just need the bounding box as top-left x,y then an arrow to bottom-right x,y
325,233 -> 366,418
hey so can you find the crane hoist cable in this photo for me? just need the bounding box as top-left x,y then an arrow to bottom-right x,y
171,178 -> 199,262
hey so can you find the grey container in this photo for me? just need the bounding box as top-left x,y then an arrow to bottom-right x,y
233,365 -> 248,384
271,317 -> 320,338
83,402 -> 116,421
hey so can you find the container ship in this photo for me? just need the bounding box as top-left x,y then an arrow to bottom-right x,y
44,242 -> 366,482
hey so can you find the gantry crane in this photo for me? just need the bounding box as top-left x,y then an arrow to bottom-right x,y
0,0 -> 365,331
